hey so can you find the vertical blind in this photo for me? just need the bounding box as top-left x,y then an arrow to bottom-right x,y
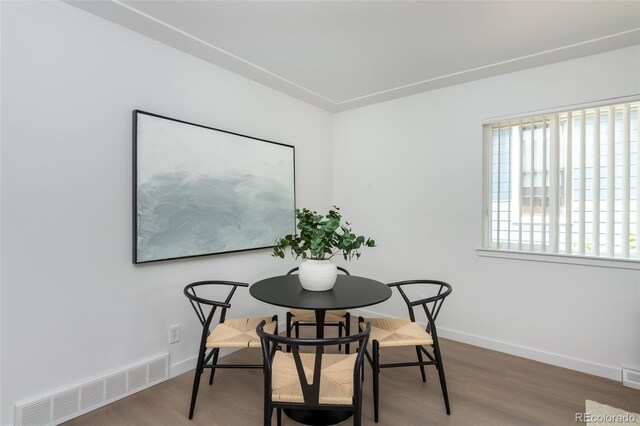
483,100 -> 639,260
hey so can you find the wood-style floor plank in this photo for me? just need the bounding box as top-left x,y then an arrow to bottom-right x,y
64,334 -> 640,426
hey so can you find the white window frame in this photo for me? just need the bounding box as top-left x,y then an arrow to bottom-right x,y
479,95 -> 640,270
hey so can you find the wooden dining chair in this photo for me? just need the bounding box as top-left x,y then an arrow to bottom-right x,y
358,280 -> 452,422
183,281 -> 278,420
286,267 -> 352,353
256,320 -> 371,426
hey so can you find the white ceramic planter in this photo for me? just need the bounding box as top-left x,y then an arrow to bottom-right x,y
298,259 -> 338,291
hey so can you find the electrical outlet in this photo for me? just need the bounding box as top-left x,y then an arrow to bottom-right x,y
168,324 -> 181,344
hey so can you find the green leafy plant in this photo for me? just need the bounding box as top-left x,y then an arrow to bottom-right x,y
272,206 -> 376,261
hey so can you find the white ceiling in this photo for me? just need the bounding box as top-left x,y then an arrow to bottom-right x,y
68,0 -> 640,112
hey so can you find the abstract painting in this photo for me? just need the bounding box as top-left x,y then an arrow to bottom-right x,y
133,110 -> 295,263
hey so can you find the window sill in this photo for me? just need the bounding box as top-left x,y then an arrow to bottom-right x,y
477,248 -> 640,270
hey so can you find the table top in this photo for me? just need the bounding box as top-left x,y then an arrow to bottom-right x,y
250,274 -> 392,311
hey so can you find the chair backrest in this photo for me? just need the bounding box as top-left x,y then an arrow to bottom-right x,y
183,280 -> 248,343
287,266 -> 351,275
256,321 -> 371,406
388,280 -> 452,336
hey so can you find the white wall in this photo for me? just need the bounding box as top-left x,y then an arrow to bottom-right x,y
0,2 -> 332,424
333,46 -> 640,380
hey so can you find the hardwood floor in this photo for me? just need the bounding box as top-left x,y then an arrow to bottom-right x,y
64,336 -> 640,426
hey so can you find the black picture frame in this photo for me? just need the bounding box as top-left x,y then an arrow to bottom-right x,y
132,109 -> 296,264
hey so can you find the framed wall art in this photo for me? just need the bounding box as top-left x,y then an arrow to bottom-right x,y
133,110 -> 296,264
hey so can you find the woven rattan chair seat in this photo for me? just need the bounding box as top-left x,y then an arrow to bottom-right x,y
360,317 -> 433,348
289,309 -> 347,323
271,351 -> 357,405
206,317 -> 276,349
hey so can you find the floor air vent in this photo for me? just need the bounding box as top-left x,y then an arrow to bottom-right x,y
19,400 -> 51,426
52,390 -> 79,423
127,366 -> 147,392
80,381 -> 104,411
622,367 -> 640,390
105,372 -> 127,401
15,353 -> 169,426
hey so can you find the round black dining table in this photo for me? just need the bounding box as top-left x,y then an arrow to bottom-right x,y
250,274 -> 392,425
251,274 -> 391,338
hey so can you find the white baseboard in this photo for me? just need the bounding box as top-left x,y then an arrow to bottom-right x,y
436,327 -> 621,381
169,347 -> 242,379
351,308 -> 622,381
169,356 -> 197,379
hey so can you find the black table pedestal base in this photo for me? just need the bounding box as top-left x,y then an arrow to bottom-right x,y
284,409 -> 352,425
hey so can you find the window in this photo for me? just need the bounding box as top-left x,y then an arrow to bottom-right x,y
483,99 -> 639,260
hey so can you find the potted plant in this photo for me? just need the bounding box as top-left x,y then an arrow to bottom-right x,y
273,206 -> 376,291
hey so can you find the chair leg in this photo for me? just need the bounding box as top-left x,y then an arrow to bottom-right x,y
358,317 -> 365,382
345,313 -> 351,354
188,346 -> 206,419
263,350 -> 271,426
295,322 -> 300,338
273,315 -> 279,336
415,346 -> 426,382
372,340 -> 380,423
265,405 -> 272,426
276,408 -> 282,426
433,340 -> 451,415
208,348 -> 220,385
338,321 -> 343,351
286,312 -> 293,352
354,380 -> 363,426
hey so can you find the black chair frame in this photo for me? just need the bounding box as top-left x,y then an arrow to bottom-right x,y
359,279 -> 452,422
184,280 -> 278,420
286,266 -> 352,353
257,320 -> 371,426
